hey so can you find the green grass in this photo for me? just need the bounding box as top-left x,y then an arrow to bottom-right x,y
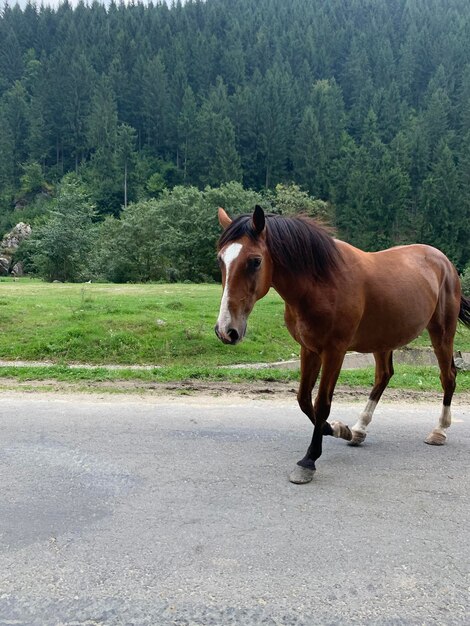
0,363 -> 468,393
0,279 -> 298,365
0,278 -> 468,371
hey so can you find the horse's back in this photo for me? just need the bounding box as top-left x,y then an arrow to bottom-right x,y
341,242 -> 458,295
337,242 -> 461,352
368,243 -> 459,298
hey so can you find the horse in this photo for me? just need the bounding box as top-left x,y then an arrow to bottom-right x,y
215,205 -> 470,484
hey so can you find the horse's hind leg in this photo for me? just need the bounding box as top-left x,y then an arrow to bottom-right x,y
425,326 -> 457,445
347,350 -> 394,446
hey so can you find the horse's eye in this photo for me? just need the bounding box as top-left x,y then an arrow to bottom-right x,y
217,256 -> 223,268
248,257 -> 262,271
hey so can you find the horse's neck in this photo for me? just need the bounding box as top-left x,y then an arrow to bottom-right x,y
269,240 -> 357,308
271,271 -> 316,308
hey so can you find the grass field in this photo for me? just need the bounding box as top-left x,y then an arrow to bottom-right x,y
0,279 -> 299,365
0,279 -> 469,391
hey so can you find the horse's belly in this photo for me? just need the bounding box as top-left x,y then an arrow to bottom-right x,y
348,299 -> 434,353
348,324 -> 427,353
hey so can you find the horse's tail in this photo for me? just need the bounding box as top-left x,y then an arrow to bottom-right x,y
459,295 -> 470,328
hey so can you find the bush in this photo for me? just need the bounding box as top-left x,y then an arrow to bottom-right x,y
94,182 -> 264,283
268,183 -> 334,220
461,266 -> 470,297
22,174 -> 96,282
91,181 -> 342,283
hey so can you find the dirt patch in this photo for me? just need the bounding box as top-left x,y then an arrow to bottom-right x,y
1,377 -> 469,405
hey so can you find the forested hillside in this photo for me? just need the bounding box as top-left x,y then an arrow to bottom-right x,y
1,0 -> 470,277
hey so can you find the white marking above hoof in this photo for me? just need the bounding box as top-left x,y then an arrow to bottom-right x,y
289,465 -> 316,484
424,429 -> 447,446
348,430 -> 367,447
330,420 -> 353,441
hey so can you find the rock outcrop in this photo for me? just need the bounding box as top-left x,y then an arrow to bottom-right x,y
0,223 -> 32,276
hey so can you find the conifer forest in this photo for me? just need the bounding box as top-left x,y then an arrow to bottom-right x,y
1,0 -> 470,282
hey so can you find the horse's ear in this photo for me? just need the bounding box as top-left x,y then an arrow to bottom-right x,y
252,205 -> 265,235
218,207 -> 232,230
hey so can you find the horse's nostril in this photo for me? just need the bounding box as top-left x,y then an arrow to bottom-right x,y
227,328 -> 239,343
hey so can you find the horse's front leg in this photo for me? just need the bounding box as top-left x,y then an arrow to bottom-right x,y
296,346 -> 321,424
290,350 -> 347,484
296,346 -> 351,435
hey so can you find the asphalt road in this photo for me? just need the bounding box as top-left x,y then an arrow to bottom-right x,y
0,392 -> 468,626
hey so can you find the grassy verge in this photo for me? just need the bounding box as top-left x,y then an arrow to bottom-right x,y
0,364 -> 468,393
1,279 -> 470,366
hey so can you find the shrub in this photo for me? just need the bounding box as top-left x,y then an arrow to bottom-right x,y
22,175 -> 96,282
461,266 -> 470,297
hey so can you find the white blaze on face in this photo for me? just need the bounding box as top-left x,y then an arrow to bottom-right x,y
217,243 -> 243,332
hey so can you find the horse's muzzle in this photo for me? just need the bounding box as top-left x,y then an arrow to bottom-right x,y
214,323 -> 244,345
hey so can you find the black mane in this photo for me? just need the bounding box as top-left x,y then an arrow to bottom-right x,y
218,213 -> 342,282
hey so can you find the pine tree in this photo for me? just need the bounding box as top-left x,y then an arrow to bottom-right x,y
457,131 -> 470,267
423,88 -> 452,159
257,64 -> 294,188
87,76 -> 118,155
193,83 -> 241,187
0,20 -> 23,94
0,106 -> 15,202
293,106 -> 322,196
116,123 -> 137,208
141,53 -> 170,154
207,116 -> 242,186
421,141 -> 463,266
86,77 -> 120,213
177,86 -> 198,183
1,81 -> 29,182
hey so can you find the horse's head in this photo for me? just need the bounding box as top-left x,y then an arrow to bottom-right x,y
215,205 -> 273,345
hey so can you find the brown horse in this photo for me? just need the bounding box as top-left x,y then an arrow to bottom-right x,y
215,205 -> 470,484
